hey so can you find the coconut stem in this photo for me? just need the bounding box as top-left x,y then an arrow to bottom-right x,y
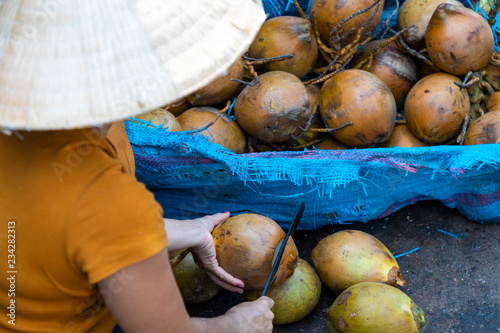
311,10 -> 333,56
479,80 -> 496,96
164,99 -> 188,111
394,35 -> 441,72
240,61 -> 260,86
454,72 -> 481,89
395,119 -> 407,125
292,0 -> 309,20
291,100 -> 320,141
243,54 -> 294,66
328,0 -> 382,47
457,113 -> 470,145
304,66 -> 344,85
308,122 -> 353,132
352,25 -> 414,71
183,101 -> 231,135
377,0 -> 400,39
170,248 -> 190,268
289,136 -> 330,149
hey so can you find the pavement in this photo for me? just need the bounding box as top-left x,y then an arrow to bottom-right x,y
186,200 -> 500,332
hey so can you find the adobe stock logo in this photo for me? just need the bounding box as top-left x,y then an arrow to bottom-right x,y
51,129 -> 103,182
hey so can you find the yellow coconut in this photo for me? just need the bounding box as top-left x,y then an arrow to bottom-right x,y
311,230 -> 405,295
326,282 -> 426,332
171,251 -> 220,305
245,258 -> 322,325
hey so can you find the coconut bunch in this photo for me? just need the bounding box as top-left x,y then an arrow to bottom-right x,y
136,0 -> 500,151
393,0 -> 500,146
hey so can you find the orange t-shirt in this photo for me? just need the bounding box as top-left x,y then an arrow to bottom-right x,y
0,125 -> 168,332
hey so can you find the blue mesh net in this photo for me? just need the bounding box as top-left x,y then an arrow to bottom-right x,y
125,120 -> 500,229
125,0 -> 500,229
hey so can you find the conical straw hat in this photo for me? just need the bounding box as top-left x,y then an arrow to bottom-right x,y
0,0 -> 266,130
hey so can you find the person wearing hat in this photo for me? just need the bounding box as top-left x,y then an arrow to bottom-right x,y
0,1 -> 275,332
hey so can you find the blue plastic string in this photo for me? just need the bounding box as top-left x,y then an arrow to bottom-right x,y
394,247 -> 420,258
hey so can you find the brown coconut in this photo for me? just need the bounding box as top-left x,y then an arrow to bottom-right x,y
309,0 -> 384,48
248,16 -> 318,79
404,72 -> 470,144
484,56 -> 500,90
378,124 -> 429,148
425,3 -> 494,76
177,107 -> 246,153
318,69 -> 397,146
134,108 -> 182,131
464,111 -> 500,145
286,84 -> 328,148
485,92 -> 500,112
350,39 -> 419,109
397,0 -> 463,48
187,57 -> 244,106
212,213 -> 299,290
233,71 -> 311,143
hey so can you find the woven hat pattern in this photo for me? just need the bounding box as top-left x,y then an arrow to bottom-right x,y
0,0 -> 266,130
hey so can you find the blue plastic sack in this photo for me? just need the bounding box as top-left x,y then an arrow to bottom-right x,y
125,0 -> 500,229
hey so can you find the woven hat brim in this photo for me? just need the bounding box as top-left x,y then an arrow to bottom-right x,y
0,0 -> 266,130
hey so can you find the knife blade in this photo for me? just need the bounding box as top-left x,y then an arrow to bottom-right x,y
261,202 -> 305,297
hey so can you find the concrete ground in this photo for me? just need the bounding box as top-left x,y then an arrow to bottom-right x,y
186,200 -> 500,332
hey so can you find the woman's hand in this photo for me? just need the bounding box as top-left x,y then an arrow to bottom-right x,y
190,212 -> 245,293
163,212 -> 244,293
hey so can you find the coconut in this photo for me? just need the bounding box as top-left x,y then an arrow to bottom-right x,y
464,111 -> 500,145
187,57 -> 244,106
309,0 -> 384,48
212,213 -> 299,290
248,16 -> 318,79
484,58 -> 500,91
286,84 -> 327,148
171,251 -> 220,305
233,71 -> 311,143
326,282 -> 426,332
318,69 -> 397,146
378,124 -> 428,148
133,108 -> 182,131
397,0 -> 463,48
177,106 -> 246,153
404,72 -> 470,144
425,3 -> 494,76
245,258 -> 321,325
311,229 -> 405,295
485,91 -> 500,112
350,39 -> 419,109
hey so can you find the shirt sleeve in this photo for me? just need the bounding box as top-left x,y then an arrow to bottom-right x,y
67,157 -> 168,284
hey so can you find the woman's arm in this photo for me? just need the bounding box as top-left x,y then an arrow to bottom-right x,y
98,247 -> 274,333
